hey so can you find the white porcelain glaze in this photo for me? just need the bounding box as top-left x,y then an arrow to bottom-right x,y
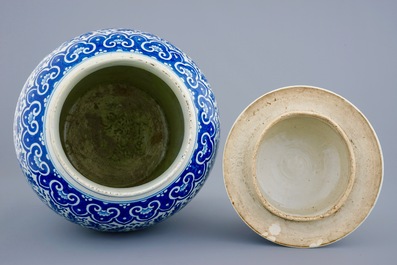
253,113 -> 355,221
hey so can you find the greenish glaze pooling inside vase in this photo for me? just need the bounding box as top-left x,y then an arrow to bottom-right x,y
60,66 -> 184,188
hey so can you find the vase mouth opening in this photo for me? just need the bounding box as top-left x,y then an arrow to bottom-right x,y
252,112 -> 356,221
46,53 -> 196,200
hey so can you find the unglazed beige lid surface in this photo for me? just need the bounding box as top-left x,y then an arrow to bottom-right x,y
223,86 -> 383,248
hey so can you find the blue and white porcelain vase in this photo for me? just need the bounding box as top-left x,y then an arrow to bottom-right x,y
14,28 -> 219,231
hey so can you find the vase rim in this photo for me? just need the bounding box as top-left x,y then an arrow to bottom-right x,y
45,52 -> 196,201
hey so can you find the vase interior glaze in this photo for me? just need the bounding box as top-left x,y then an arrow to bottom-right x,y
59,65 -> 184,188
253,113 -> 354,221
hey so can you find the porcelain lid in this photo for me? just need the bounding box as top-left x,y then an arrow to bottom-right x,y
223,86 -> 383,248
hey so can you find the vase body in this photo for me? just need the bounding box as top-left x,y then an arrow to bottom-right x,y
14,28 -> 219,231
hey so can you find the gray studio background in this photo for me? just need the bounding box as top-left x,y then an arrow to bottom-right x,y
1,1 -> 396,264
